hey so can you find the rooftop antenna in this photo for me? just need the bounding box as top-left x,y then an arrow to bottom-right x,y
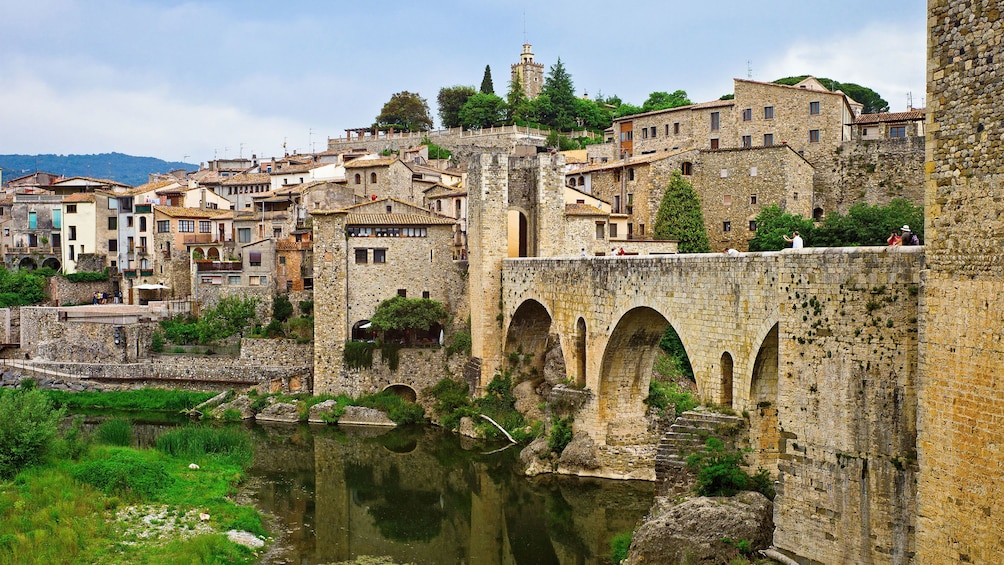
239,143 -> 244,159
747,60 -> 752,79
906,91 -> 914,111
309,128 -> 315,154
523,10 -> 527,43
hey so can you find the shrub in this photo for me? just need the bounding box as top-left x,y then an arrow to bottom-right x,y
0,387 -> 64,478
299,300 -> 314,315
646,380 -> 699,418
64,269 -> 110,283
264,319 -> 285,338
427,378 -> 472,430
272,294 -> 293,322
150,331 -> 165,353
445,329 -> 472,357
344,341 -> 375,369
95,418 -> 133,446
53,416 -> 91,460
288,317 -> 313,341
71,449 -> 173,498
155,426 -> 253,467
355,392 -> 426,425
686,438 -> 776,500
548,416 -> 574,454
610,531 -> 633,564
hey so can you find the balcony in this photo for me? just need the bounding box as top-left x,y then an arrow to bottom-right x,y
123,269 -> 138,278
134,204 -> 152,213
195,260 -> 242,272
5,246 -> 58,255
140,269 -> 154,277
183,233 -> 222,244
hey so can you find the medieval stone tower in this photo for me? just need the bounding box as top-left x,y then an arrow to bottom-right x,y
511,42 -> 544,99
918,1 -> 1004,562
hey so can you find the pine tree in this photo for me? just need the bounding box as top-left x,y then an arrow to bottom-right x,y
480,65 -> 494,95
541,57 -> 576,130
653,171 -> 711,253
506,73 -> 528,122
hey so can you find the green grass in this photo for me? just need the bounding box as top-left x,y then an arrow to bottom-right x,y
44,389 -> 216,413
94,418 -> 133,446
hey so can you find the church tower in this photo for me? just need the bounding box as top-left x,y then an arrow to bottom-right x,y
511,42 -> 544,99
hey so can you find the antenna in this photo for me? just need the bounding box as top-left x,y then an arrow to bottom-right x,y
523,10 -> 527,43
239,143 -> 244,159
309,128 -> 315,154
747,60 -> 752,79
906,91 -> 914,110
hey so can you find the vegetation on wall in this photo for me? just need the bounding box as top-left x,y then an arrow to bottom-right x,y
653,170 -> 711,253
813,198 -> 924,247
747,205 -> 816,252
0,267 -> 47,306
686,437 -> 775,500
159,295 -> 260,345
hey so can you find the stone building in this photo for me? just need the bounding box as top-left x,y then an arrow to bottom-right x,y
853,109 -> 925,141
2,191 -> 64,271
153,206 -> 233,299
114,182 -> 169,303
917,2 -> 1004,563
61,191 -> 118,273
220,172 -> 271,211
511,42 -> 544,99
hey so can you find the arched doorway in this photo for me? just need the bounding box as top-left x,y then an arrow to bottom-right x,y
352,320 -> 375,342
506,209 -> 532,258
748,323 -> 780,474
721,352 -> 734,408
18,257 -> 37,271
206,247 -> 220,260
41,258 -> 61,271
383,384 -> 417,404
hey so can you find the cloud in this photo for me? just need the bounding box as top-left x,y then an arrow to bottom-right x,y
761,24 -> 926,111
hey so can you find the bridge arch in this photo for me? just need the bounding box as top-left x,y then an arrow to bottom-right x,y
41,257 -> 60,271
721,351 -> 734,408
17,257 -> 37,271
383,383 -> 418,404
504,299 -> 556,379
747,322 -> 780,474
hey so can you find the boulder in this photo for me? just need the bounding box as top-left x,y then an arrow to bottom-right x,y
193,391 -> 229,414
513,379 -> 545,423
624,491 -> 774,565
307,399 -> 339,423
211,395 -> 256,420
520,436 -> 555,476
558,432 -> 601,471
255,401 -> 300,423
542,339 -> 567,386
458,416 -> 482,439
337,405 -> 395,427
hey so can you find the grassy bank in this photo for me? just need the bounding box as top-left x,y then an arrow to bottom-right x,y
0,392 -> 264,564
44,389 -> 216,413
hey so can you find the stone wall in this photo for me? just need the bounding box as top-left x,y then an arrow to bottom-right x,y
311,211 -> 348,394
813,136 -> 926,215
21,307 -> 156,363
326,126 -> 548,156
326,347 -> 466,409
917,2 -> 1004,563
47,277 -> 118,306
239,337 -> 312,368
195,284 -> 272,322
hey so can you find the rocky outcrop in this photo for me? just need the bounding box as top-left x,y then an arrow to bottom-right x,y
513,378 -> 546,423
307,399 -> 339,423
211,395 -> 256,420
624,491 -> 774,565
337,405 -> 395,427
256,401 -> 299,423
557,432 -> 600,471
519,437 -> 555,476
542,339 -> 567,386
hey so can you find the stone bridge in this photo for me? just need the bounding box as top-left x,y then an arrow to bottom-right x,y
490,246 -> 922,562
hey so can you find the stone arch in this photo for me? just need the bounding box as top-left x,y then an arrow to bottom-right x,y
383,383 -> 417,403
747,323 -> 780,474
41,257 -> 60,271
352,319 -> 375,341
206,247 -> 220,260
598,307 -> 671,442
721,351 -> 734,408
813,207 -> 824,221
18,257 -> 37,271
574,317 -> 587,387
504,299 -> 554,380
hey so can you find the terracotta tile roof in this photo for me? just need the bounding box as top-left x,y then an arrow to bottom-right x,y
221,173 -> 271,185
689,99 -> 735,110
275,162 -> 328,174
855,110 -> 926,125
153,206 -> 231,219
347,213 -> 457,226
122,181 -> 176,196
424,184 -> 466,198
62,192 -> 97,203
53,176 -> 131,188
565,203 -> 607,217
344,157 -> 396,169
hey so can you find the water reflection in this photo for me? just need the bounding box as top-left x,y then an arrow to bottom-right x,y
249,424 -> 654,565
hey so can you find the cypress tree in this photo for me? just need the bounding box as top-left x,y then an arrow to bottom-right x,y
480,65 -> 494,95
653,171 -> 711,253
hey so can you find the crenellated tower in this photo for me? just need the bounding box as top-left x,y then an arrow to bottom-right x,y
511,42 -> 544,99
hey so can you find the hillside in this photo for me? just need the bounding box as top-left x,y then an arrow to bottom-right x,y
0,153 -> 197,188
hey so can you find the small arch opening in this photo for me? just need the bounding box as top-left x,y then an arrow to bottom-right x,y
721,352 -> 734,408
813,207 -> 824,221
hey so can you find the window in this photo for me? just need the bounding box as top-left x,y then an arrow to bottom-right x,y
764,133 -> 774,146
66,204 -> 77,214
108,199 -> 118,210
422,291 -> 430,299
69,245 -> 74,260
373,249 -> 386,263
650,126 -> 656,138
723,221 -> 732,232
199,220 -> 211,233
595,222 -> 605,239
710,138 -> 720,149
793,192 -> 799,201
28,212 -> 36,229
52,209 -> 61,229
397,289 -> 407,297
862,128 -> 869,136
665,124 -> 670,136
749,220 -> 757,231
640,223 -> 645,236
108,216 -> 116,230
750,167 -> 758,177
355,249 -> 368,263
742,135 -> 752,148
620,130 -> 633,141
628,168 -> 635,181
279,256 -> 286,265
610,223 -> 618,238
809,129 -> 820,143
742,108 -> 752,121
139,236 -> 147,249
108,239 -> 117,252
370,172 -> 377,183
642,128 -> 648,139
178,220 -> 195,233
354,173 -> 361,184
809,101 -> 820,115
69,226 -> 77,240
674,122 -> 680,135
238,228 -> 251,242
228,275 -> 241,285
764,106 -> 774,119
385,205 -> 392,214
723,195 -> 732,206
889,126 -> 907,138
681,162 -> 693,175
249,251 -> 262,267
710,112 -> 720,131
157,220 -> 170,233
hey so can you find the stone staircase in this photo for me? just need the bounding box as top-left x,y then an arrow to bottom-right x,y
655,409 -> 747,488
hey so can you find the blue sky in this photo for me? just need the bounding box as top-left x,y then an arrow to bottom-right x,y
0,0 -> 926,166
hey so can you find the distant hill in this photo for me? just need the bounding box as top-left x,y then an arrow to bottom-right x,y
0,153 -> 198,188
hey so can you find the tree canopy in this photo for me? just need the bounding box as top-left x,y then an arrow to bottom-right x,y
459,93 -> 507,129
773,76 -> 889,114
506,73 -> 529,122
436,86 -> 476,129
480,65 -> 494,95
747,205 -> 815,252
376,91 -> 433,132
812,199 -> 924,247
369,296 -> 447,334
641,90 -> 692,112
653,171 -> 711,253
541,58 -> 577,130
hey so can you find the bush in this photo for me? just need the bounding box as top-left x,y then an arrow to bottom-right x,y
64,269 -> 110,283
0,387 -> 64,478
95,418 -> 133,446
686,438 -> 775,500
288,317 -> 313,341
445,329 -> 472,357
150,331 -> 165,353
272,295 -> 293,322
71,449 -> 173,498
264,319 -> 285,338
155,426 -> 253,467
298,300 -> 314,315
355,392 -> 426,425
427,378 -> 473,430
548,416 -> 574,454
610,531 -> 633,564
646,380 -> 699,418
53,416 -> 91,460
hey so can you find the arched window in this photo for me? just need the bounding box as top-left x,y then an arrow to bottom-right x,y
354,173 -> 361,184
681,161 -> 693,175
721,352 -> 734,408
577,176 -> 585,186
370,172 -> 377,183
813,207 -> 824,221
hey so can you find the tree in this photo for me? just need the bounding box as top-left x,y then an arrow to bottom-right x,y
773,76 -> 889,114
0,386 -> 64,479
653,171 -> 711,253
641,90 -> 692,112
458,93 -> 507,129
376,91 -> 433,132
370,296 -> 447,343
812,198 -> 924,247
480,65 -> 494,95
747,204 -> 815,251
574,97 -> 613,131
506,73 -> 529,122
541,57 -> 577,130
613,102 -> 644,118
437,85 -> 476,129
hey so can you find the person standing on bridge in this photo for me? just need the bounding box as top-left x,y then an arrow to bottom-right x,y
783,231 -> 803,249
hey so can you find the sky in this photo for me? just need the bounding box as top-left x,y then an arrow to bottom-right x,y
0,0 -> 927,167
